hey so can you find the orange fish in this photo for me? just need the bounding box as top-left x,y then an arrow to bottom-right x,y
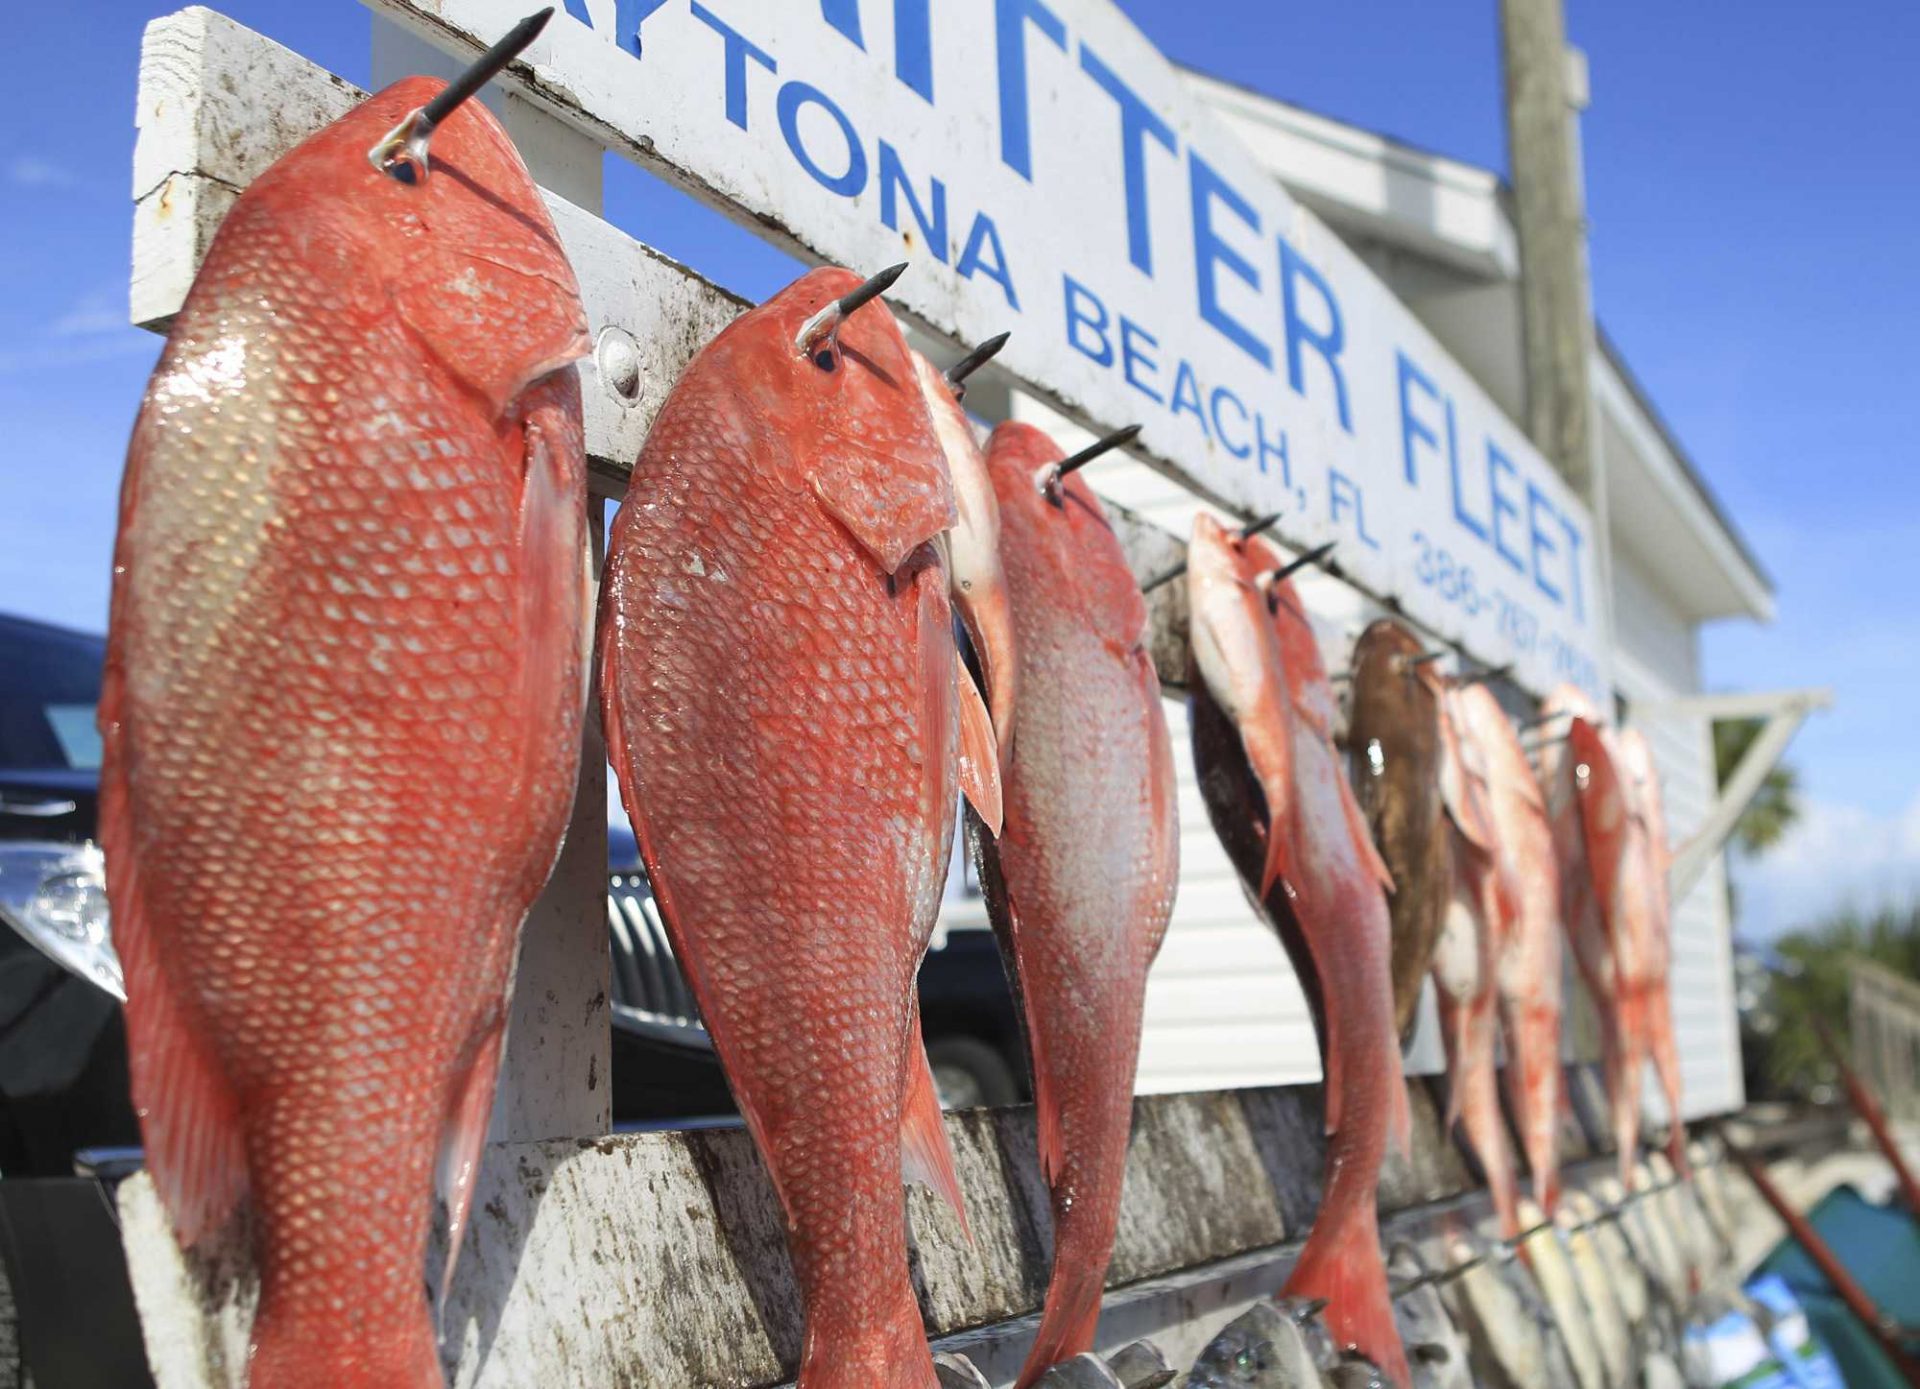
1432,685 -> 1522,1239
967,424 -> 1178,1386
1186,514 -> 1411,1387
1565,707 -> 1659,1183
100,54 -> 591,1387
1615,729 -> 1688,1175
1452,682 -> 1565,1215
910,351 -> 1017,759
599,266 -> 998,1387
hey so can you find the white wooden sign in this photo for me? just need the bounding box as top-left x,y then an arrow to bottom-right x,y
365,0 -> 1608,699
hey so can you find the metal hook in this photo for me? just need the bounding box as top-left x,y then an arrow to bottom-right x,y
943,331 -> 1010,400
369,8 -> 554,183
795,262 -> 909,356
1037,424 -> 1140,503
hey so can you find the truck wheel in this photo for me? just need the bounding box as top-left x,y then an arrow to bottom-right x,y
925,1036 -> 1020,1110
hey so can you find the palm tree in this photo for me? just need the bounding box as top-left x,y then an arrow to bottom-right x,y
1714,717 -> 1802,854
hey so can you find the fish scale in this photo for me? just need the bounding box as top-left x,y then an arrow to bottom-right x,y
102,74 -> 590,1387
601,267 -> 981,1388
968,423 -> 1178,1389
1185,514 -> 1410,1388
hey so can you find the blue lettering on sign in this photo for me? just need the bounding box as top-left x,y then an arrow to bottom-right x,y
819,0 -> 934,101
1189,153 -> 1272,370
1254,411 -> 1289,480
1080,44 -> 1177,276
564,0 -> 664,57
1170,362 -> 1208,438
1397,351 -> 1441,485
994,0 -> 1066,180
1487,443 -> 1525,574
1278,236 -> 1352,433
778,82 -> 868,196
1120,317 -> 1163,403
1559,514 -> 1586,623
692,3 -> 777,129
1526,480 -> 1563,606
1063,274 -> 1112,365
958,214 -> 1020,308
1447,402 -> 1488,543
1210,386 -> 1251,459
1330,470 -> 1380,549
879,142 -> 948,263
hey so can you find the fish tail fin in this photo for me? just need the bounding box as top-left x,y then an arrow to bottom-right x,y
1284,1200 -> 1411,1389
1646,982 -> 1689,1176
901,1041 -> 972,1243
249,1304 -> 442,1389
1013,1265 -> 1106,1389
1517,1001 -> 1564,1214
102,740 -> 247,1249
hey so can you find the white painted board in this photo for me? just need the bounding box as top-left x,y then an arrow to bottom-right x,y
361,0 -> 1609,702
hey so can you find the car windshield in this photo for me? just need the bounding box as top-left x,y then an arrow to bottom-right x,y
0,617 -> 105,771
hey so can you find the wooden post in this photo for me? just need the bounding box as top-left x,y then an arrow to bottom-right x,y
1498,0 -> 1597,501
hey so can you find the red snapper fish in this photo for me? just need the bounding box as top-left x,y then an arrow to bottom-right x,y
1536,685 -> 1641,1181
1615,729 -> 1688,1174
967,423 -> 1178,1386
1185,514 -> 1411,1387
1453,682 -> 1565,1215
1432,685 -> 1522,1239
100,62 -> 590,1386
1565,705 -> 1659,1181
599,266 -> 999,1387
910,350 -> 1017,757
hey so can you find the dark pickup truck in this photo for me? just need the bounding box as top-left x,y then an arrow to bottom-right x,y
0,611 -> 1025,1382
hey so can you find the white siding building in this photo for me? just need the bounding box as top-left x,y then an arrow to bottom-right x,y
943,70 -> 1774,1122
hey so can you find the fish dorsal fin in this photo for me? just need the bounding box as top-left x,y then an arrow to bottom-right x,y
901,1022 -> 973,1244
955,661 -> 1003,835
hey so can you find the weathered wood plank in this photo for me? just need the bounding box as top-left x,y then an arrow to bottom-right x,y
119,1080 -> 1729,1388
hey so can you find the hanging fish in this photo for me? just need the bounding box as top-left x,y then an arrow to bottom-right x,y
599,264 -> 999,1387
1186,514 -> 1411,1387
967,422 -> 1178,1386
1347,620 -> 1450,1043
909,348 -> 1017,756
1562,700 -> 1655,1182
1450,682 -> 1565,1215
1431,685 -> 1522,1240
1615,728 -> 1689,1175
100,17 -> 591,1385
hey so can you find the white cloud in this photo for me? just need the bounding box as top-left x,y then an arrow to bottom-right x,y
1730,790 -> 1920,939
7,156 -> 84,191
51,289 -> 126,338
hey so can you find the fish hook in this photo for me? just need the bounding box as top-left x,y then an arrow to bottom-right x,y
1139,512 -> 1284,592
943,331 -> 1011,401
369,8 -> 554,184
794,262 -> 909,358
1035,424 -> 1140,505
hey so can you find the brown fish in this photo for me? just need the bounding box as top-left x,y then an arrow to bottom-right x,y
1347,620 -> 1450,1042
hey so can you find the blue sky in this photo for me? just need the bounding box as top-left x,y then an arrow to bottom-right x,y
3,1 -> 1914,938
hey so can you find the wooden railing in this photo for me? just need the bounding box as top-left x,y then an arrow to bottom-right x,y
1849,959 -> 1920,1123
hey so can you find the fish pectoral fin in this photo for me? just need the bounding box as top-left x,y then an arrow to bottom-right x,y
102,727 -> 247,1250
955,662 -> 1004,836
1258,815 -> 1298,903
807,434 -> 956,576
1338,775 -> 1396,894
901,1038 -> 973,1245
434,1020 -> 509,1321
